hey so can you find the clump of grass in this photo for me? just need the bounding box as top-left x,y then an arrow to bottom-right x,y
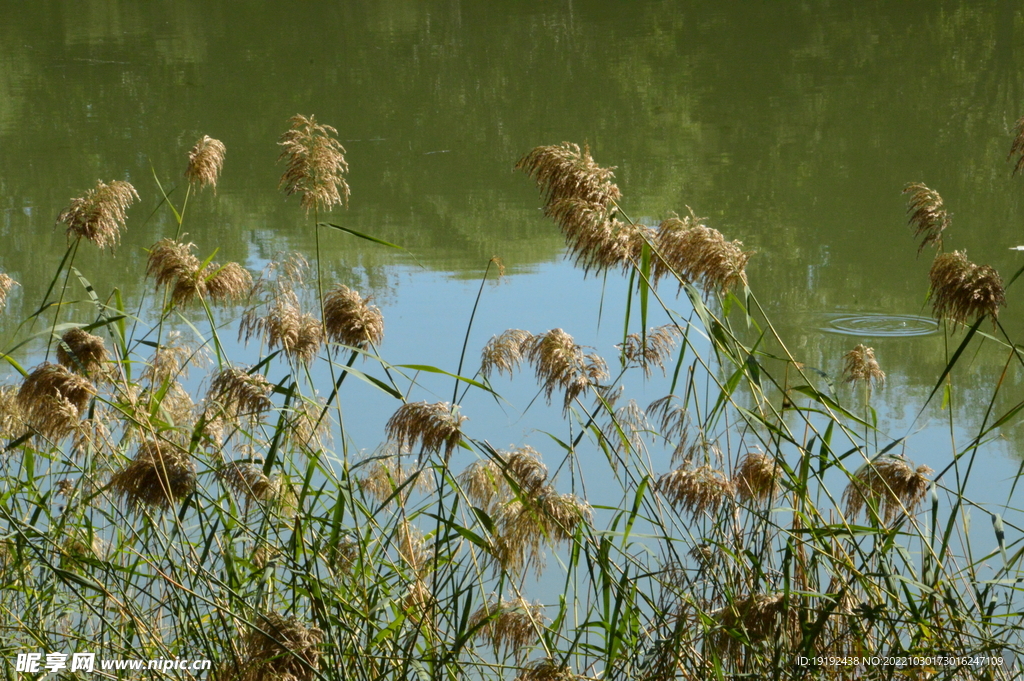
842,456 -> 933,523
928,250 -> 1005,324
385,401 -> 466,459
109,440 -> 196,511
278,114 -> 350,212
57,180 -> 139,249
903,182 -> 950,254
185,135 -> 226,192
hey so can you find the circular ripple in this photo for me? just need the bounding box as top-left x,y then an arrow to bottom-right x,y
823,313 -> 938,338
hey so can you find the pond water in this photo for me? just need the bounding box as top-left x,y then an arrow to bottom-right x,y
3,1 -> 1024,572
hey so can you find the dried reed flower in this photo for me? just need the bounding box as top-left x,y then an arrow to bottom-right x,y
515,144 -> 646,274
142,332 -> 205,384
325,537 -> 359,575
514,659 -> 579,681
647,395 -> 690,462
657,464 -> 733,520
469,596 -> 546,658
185,135 -> 226,191
516,143 -> 621,210
459,459 -> 505,512
460,449 -> 551,515
219,462 -> 278,503
492,489 -> 592,576
71,415 -> 111,458
404,577 -> 434,622
278,114 -> 350,212
385,401 -> 466,460
323,285 -> 384,348
17,363 -> 95,440
928,251 -> 1005,325
0,272 -> 17,312
524,329 -> 608,412
280,394 -> 331,452
601,400 -> 651,459
733,450 -> 782,503
110,440 -> 196,511
619,325 -> 681,378
208,366 -> 273,418
357,458 -> 433,504
842,344 -> 885,387
236,612 -> 323,681
1009,117 -> 1024,177
0,385 -> 26,439
653,213 -> 751,292
903,183 -> 950,254
842,456 -> 933,523
481,329 -> 533,379
714,593 -> 799,660
58,180 -> 139,249
240,292 -> 322,365
396,519 -> 432,574
147,239 -> 252,305
56,328 -> 109,377
59,531 -> 104,571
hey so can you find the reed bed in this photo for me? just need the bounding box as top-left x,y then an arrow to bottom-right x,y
0,120 -> 1021,681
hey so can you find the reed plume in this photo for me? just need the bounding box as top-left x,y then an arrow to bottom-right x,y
208,366 -> 274,419
385,401 -> 466,459
732,450 -> 782,503
492,489 -> 592,576
842,344 -> 885,388
601,400 -> 650,459
0,272 -> 16,312
524,329 -> 608,412
240,290 -> 322,366
17,363 -> 95,440
842,456 -> 933,523
235,612 -> 323,681
647,395 -> 690,463
0,386 -> 25,440
928,251 -> 1005,324
657,464 -> 733,520
514,659 -> 579,681
653,213 -> 751,292
58,180 -> 139,249
460,460 -> 505,512
218,462 -> 278,504
481,329 -> 533,378
903,183 -> 950,254
516,143 -> 647,274
469,596 -> 546,658
1009,116 -> 1024,175
323,285 -> 384,348
278,114 -> 350,212
147,238 -> 251,305
56,328 -> 109,377
515,142 -> 620,209
185,135 -> 226,191
110,440 -> 196,511
357,458 -> 433,504
713,594 -> 799,661
142,332 -> 206,384
619,325 -> 681,377
396,519 -> 432,574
